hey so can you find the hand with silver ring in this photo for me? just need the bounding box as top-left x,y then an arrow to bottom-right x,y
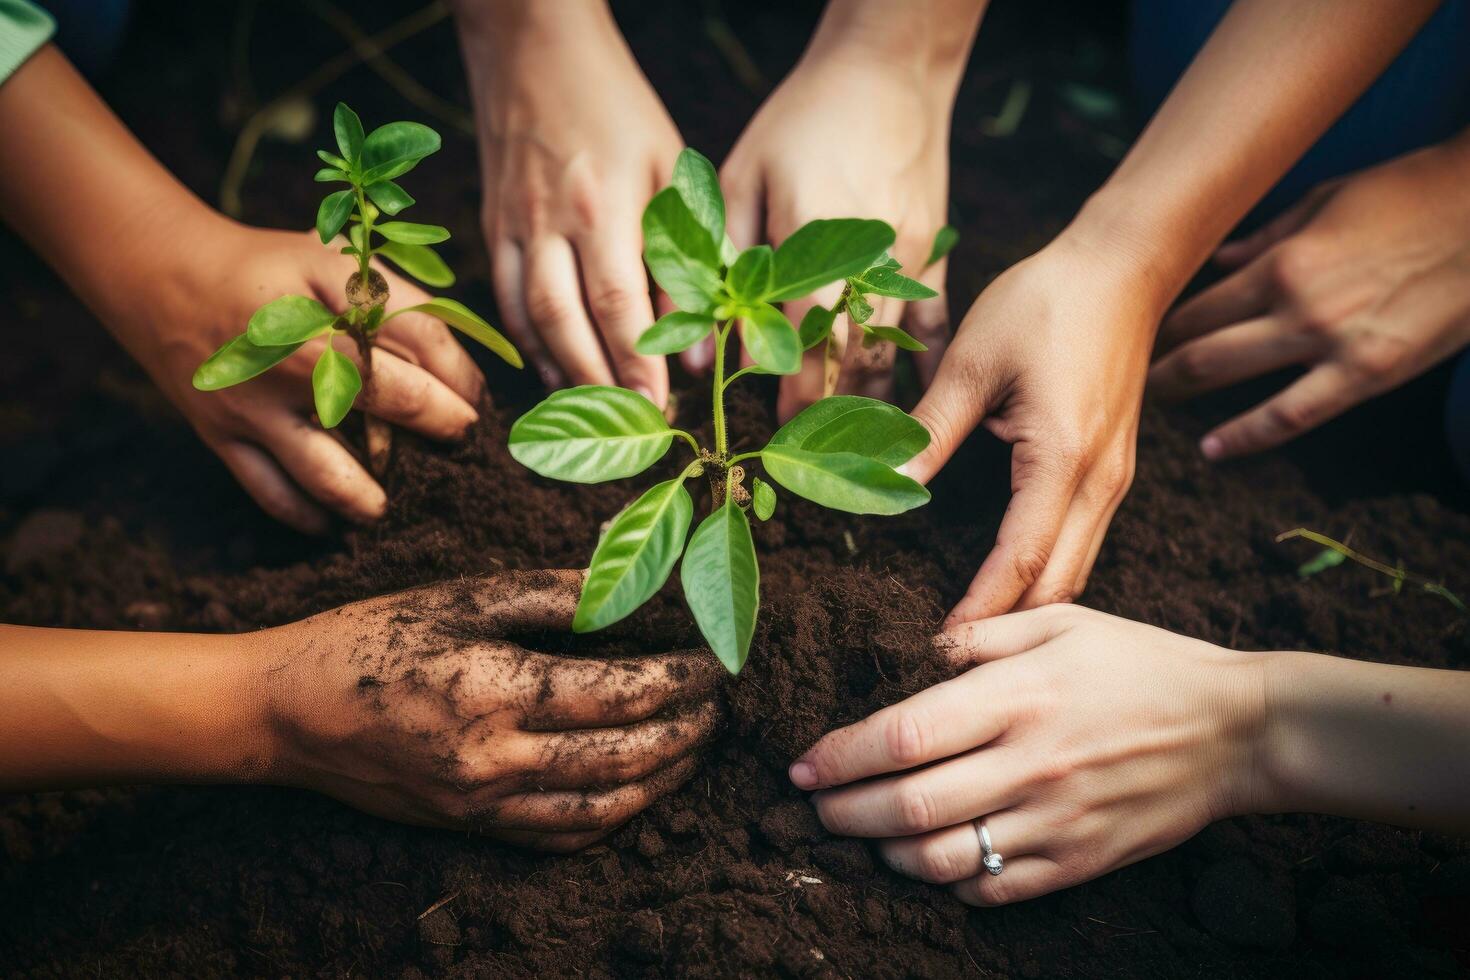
976,821 -> 1003,876
787,605 -> 1266,906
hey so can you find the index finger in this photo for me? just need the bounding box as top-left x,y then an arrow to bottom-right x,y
789,665 -> 1011,791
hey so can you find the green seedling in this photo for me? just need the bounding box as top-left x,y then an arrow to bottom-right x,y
192,103 -> 520,428
510,148 -> 948,673
1278,527 -> 1466,612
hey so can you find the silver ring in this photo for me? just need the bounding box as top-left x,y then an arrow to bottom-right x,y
975,820 -> 1004,876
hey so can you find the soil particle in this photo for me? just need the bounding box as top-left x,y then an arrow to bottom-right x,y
1191,856 -> 1297,949
4,508 -> 83,574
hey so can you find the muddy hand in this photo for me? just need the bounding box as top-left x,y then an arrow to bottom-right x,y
264,569 -> 722,851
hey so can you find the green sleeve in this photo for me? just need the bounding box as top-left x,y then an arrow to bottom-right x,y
0,0 -> 55,85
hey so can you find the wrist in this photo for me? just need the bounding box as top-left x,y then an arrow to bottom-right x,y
1248,649 -> 1319,816
802,0 -> 982,100
453,0 -> 620,66
1058,190 -> 1195,324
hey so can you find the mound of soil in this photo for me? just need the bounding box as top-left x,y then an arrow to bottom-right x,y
2,1 -> 1468,977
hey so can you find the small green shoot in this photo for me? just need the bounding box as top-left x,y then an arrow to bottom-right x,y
510,148 -> 943,673
193,103 -> 520,427
1278,527 -> 1466,612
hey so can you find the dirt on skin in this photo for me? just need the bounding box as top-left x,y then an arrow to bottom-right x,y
2,1 -> 1470,977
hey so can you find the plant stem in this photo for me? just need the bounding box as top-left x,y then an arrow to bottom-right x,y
727,451 -> 761,466
712,322 -> 730,456
353,184 -> 373,282
673,429 -> 701,455
1277,528 -> 1466,612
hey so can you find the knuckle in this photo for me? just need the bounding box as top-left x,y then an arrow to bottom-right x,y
884,710 -> 931,767
524,280 -> 578,328
893,782 -> 941,834
1029,749 -> 1077,789
1037,584 -> 1078,606
585,281 -> 642,323
1269,240 -> 1322,293
1262,398 -> 1313,435
1345,333 -> 1408,380
1009,547 -> 1051,589
916,842 -> 964,884
1171,345 -> 1215,386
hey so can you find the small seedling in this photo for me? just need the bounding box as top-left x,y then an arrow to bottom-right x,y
510,148 -> 947,673
1278,527 -> 1466,612
192,103 -> 520,428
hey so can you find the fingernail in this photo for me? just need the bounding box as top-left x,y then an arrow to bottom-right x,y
685,340 -> 713,370
896,460 -> 917,480
633,385 -> 657,405
1200,434 -> 1223,460
789,761 -> 817,789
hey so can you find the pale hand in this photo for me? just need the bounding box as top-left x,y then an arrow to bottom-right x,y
789,604 -> 1264,905
456,2 -> 683,405
722,50 -> 952,420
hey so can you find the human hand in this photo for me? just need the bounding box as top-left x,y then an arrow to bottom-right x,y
1150,136 -> 1470,458
789,604 -> 1265,905
105,218 -> 486,533
263,569 -> 722,851
720,12 -> 969,420
900,234 -> 1165,620
453,0 -> 683,405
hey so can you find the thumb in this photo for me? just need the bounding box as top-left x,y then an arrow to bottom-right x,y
897,336 -> 1003,486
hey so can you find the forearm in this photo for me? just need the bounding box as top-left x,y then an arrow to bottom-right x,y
450,0 -> 627,87
1255,651 -> 1470,833
1069,0 -> 1440,310
0,624 -> 276,791
0,45 -> 222,338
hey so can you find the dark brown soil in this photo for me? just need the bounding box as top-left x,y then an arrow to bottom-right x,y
2,1 -> 1469,977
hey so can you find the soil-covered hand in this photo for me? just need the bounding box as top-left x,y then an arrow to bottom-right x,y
263,569 -> 722,851
721,33 -> 959,420
788,604 -> 1264,905
453,0 -> 683,405
111,221 -> 486,534
1150,134 -> 1470,458
900,236 -> 1161,620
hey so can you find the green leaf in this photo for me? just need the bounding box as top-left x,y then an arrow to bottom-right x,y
245,295 -> 337,346
751,477 -> 776,521
311,345 -> 362,429
375,240 -> 454,288
1297,548 -> 1348,578
509,385 -> 673,482
314,167 -> 350,183
681,499 -> 759,674
768,219 -> 895,303
671,147 -> 725,251
316,189 -> 356,243
720,235 -> 740,268
642,187 -> 723,313
798,305 -> 836,350
762,445 -> 930,515
769,395 -> 929,467
375,221 -> 449,245
192,334 -> 303,391
636,311 -> 715,355
727,245 -> 773,303
856,265 -> 938,300
846,291 -> 874,325
317,149 -> 350,170
365,179 -> 414,216
927,225 -> 958,266
865,324 -> 928,352
359,120 -> 440,183
740,302 -> 801,375
385,298 -> 520,367
575,479 -> 694,632
333,102 -> 365,165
